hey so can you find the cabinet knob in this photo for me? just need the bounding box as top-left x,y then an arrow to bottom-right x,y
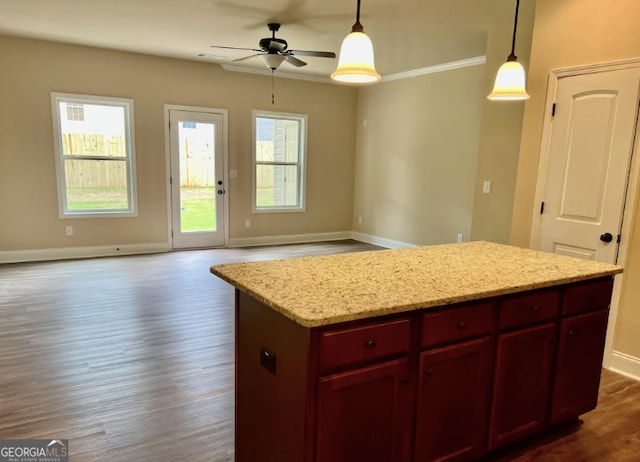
532,305 -> 540,313
399,376 -> 409,384
458,321 -> 467,329
365,339 -> 376,348
424,369 -> 433,376
568,330 -> 575,336
588,295 -> 597,302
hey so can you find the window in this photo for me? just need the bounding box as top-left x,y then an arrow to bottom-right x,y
51,93 -> 137,217
253,110 -> 307,211
66,103 -> 85,121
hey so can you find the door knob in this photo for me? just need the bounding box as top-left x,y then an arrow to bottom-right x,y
600,232 -> 613,243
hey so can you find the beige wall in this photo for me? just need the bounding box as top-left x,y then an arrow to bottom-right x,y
470,0 -> 536,243
0,35 -> 358,252
511,0 -> 640,358
352,0 -> 537,247
353,64 -> 485,245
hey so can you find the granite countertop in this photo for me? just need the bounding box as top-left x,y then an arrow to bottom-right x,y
210,241 -> 623,328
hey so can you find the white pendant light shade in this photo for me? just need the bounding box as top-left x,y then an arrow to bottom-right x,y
488,0 -> 530,101
487,59 -> 530,100
331,31 -> 381,84
331,0 -> 381,85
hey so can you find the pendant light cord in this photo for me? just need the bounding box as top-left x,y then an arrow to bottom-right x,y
352,0 -> 364,32
508,0 -> 520,61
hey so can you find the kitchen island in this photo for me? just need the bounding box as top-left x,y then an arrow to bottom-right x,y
211,241 -> 622,462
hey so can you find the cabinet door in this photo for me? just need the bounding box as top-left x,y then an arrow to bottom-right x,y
550,309 -> 609,423
488,323 -> 556,450
414,337 -> 493,462
316,358 -> 412,462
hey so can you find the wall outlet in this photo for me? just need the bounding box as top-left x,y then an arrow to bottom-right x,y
358,216 -> 363,225
483,180 -> 491,194
457,233 -> 463,243
65,225 -> 73,236
245,219 -> 251,228
229,169 -> 238,179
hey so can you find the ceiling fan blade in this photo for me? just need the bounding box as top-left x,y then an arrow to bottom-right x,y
232,53 -> 265,63
197,53 -> 228,60
210,45 -> 262,53
285,55 -> 307,67
288,50 -> 336,59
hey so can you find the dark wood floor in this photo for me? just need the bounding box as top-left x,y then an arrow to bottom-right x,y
1,240 -> 639,461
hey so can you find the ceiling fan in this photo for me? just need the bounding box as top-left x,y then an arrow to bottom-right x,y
210,23 -> 336,71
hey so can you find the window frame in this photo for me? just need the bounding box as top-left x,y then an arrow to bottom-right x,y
51,92 -> 138,218
252,110 -> 308,213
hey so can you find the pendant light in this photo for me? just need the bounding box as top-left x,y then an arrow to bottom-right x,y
487,0 -> 530,100
331,0 -> 381,84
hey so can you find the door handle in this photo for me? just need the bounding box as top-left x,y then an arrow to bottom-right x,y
217,189 -> 226,195
600,232 -> 613,243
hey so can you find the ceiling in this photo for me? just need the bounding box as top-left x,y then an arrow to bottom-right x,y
0,0 -> 504,81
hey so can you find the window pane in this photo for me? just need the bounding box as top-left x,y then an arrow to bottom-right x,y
256,164 -> 299,207
59,102 -> 127,157
256,117 -> 275,162
178,121 -> 216,232
279,119 -> 299,163
65,159 -> 129,210
256,117 -> 299,163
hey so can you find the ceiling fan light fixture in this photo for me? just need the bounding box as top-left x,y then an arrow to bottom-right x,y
263,53 -> 286,70
487,0 -> 530,101
331,0 -> 380,84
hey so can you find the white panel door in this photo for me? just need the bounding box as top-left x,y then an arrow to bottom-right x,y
537,68 -> 640,264
169,109 -> 226,249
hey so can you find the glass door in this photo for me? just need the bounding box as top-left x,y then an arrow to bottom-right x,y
169,109 -> 225,248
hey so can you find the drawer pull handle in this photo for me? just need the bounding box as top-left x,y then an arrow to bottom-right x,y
399,376 -> 409,384
589,295 -> 597,302
532,306 -> 540,313
424,369 -> 433,376
458,321 -> 467,329
365,340 -> 377,348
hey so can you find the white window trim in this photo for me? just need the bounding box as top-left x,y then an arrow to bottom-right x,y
252,109 -> 307,213
51,92 -> 138,218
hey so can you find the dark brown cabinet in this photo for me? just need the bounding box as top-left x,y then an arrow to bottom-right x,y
488,323 -> 557,450
316,358 -> 413,462
551,277 -> 613,424
551,309 -> 609,423
414,337 -> 493,462
233,277 -> 615,462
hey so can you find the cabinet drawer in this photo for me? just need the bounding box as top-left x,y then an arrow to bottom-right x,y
499,289 -> 560,330
319,318 -> 410,372
421,302 -> 494,348
562,278 -> 614,315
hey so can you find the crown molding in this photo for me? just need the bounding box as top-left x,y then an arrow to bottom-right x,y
221,55 -> 486,85
381,56 -> 486,82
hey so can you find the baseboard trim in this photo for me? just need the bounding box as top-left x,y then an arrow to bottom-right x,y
351,232 -> 416,249
608,350 -> 640,382
227,231 -> 352,248
0,231 -> 414,263
0,243 -> 170,264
